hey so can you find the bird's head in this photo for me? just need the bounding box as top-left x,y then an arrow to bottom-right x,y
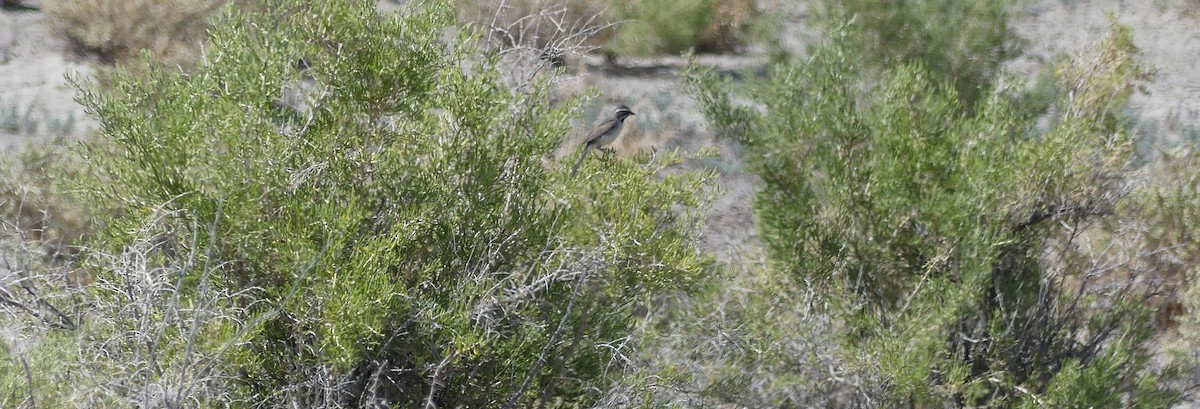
615,105 -> 635,121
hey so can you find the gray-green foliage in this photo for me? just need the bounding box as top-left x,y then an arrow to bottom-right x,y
814,0 -> 1020,108
687,17 -> 1179,407
607,0 -> 757,56
1147,150 -> 1200,373
76,0 -> 713,406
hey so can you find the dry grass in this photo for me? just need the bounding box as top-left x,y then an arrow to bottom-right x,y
699,0 -> 758,53
458,0 -> 615,52
606,0 -> 760,56
597,253 -> 886,407
43,0 -> 228,65
460,0 -> 760,67
457,0 -> 618,89
1111,149 -> 1200,338
1137,150 -> 1200,331
43,0 -> 754,69
0,144 -> 90,264
0,209 -> 253,407
1183,0 -> 1200,18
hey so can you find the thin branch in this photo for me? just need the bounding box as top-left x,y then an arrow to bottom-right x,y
505,263 -> 590,409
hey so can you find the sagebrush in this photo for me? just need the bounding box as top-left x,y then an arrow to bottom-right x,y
72,0 -> 716,406
686,14 -> 1180,407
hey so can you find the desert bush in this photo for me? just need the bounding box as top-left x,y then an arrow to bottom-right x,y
75,0 -> 714,407
72,214 -> 252,407
1145,150 -> 1200,345
458,0 -> 613,54
0,99 -> 39,135
455,0 -> 615,89
453,0 -> 753,62
457,0 -> 759,62
0,143 -> 90,261
599,256 -> 888,408
0,192 -> 80,408
44,0 -> 228,65
686,16 -> 1179,407
0,144 -> 92,407
0,210 -> 253,407
813,0 -> 1021,109
606,0 -> 759,57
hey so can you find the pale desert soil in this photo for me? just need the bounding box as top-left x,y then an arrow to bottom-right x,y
1015,0 -> 1200,148
0,3 -> 90,149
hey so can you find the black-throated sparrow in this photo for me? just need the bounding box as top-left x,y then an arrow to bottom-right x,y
570,104 -> 635,178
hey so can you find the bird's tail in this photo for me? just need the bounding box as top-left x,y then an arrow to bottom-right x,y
570,146 -> 591,178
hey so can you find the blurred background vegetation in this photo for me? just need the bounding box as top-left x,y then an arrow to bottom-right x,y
0,0 -> 1199,407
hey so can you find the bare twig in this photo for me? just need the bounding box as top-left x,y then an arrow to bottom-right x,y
505,259 -> 591,409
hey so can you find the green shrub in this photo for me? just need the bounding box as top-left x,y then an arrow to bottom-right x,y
608,258 -> 887,407
0,212 -> 249,407
686,17 -> 1178,407
813,0 -> 1021,109
0,331 -> 77,407
455,0 -> 760,59
607,0 -> 758,56
0,143 -> 90,253
76,0 -> 714,406
1145,150 -> 1200,355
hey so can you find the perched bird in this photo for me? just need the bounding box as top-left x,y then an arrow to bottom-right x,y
571,104 -> 635,178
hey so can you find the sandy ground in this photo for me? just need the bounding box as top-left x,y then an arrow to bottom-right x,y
1015,0 -> 1200,149
0,3 -> 91,149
